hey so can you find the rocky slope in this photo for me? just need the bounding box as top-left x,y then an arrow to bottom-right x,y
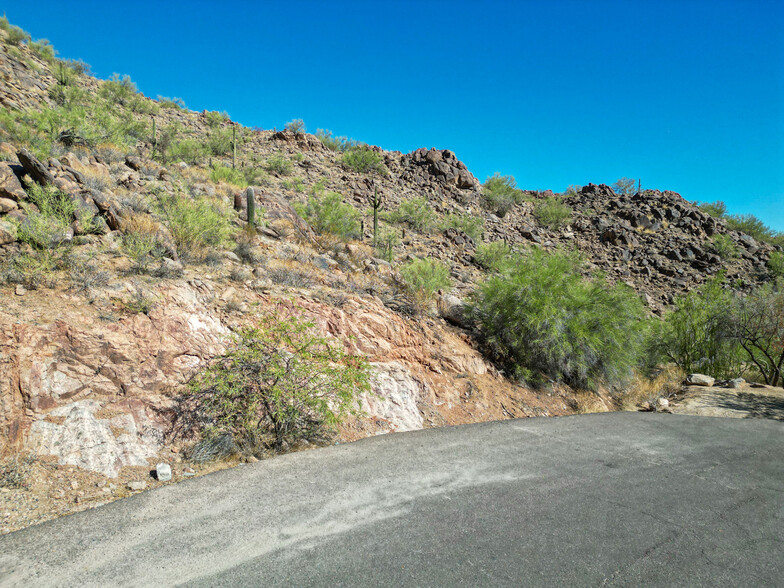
0,25 -> 780,531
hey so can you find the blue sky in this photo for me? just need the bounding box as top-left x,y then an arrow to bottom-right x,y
6,0 -> 784,229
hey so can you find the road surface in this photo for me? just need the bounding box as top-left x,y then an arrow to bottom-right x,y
1,413 -> 782,586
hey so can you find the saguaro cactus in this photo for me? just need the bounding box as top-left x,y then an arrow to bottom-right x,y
150,117 -> 157,159
369,185 -> 383,247
246,186 -> 255,227
232,125 -> 237,169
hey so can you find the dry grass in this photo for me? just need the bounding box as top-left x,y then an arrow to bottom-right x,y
617,365 -> 684,411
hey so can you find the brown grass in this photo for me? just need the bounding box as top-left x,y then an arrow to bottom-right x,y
617,365 -> 684,411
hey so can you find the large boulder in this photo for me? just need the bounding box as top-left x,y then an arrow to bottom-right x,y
686,373 -> 715,387
437,294 -> 472,329
17,148 -> 56,187
0,162 -> 26,201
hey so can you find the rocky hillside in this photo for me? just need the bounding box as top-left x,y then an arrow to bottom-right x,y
0,22 -> 781,530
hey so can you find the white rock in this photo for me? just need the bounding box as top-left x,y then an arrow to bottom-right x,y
363,362 -> 425,432
686,373 -> 715,387
728,378 -> 745,389
656,397 -> 670,409
156,463 -> 172,482
127,480 -> 146,491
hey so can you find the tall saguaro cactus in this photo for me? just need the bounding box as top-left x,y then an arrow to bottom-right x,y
232,125 -> 237,169
246,186 -> 256,228
369,185 -> 383,247
150,116 -> 157,160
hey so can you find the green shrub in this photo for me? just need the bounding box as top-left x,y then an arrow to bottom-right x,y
301,192 -> 360,240
206,127 -> 233,156
533,197 -> 572,229
471,249 -> 646,389
204,110 -> 230,127
768,251 -> 784,278
474,241 -> 512,271
284,119 -> 306,134
158,96 -> 186,110
0,16 -> 31,46
611,177 -> 636,196
187,309 -> 370,452
16,184 -> 96,248
400,258 -> 451,304
157,194 -> 234,262
647,275 -> 745,379
265,152 -> 292,175
386,196 -> 436,233
710,234 -> 739,259
441,213 -> 485,241
725,213 -> 782,246
482,173 -> 524,217
341,145 -> 386,174
28,38 -> 55,61
375,225 -> 400,262
210,165 -> 247,188
168,138 -> 208,164
316,129 -> 357,152
122,231 -> 165,274
697,200 -> 727,218
100,74 -> 138,106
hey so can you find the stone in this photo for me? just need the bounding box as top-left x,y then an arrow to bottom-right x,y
727,378 -> 745,389
363,362 -> 424,432
125,155 -> 143,171
686,373 -> 715,387
0,162 -> 26,201
437,294 -> 472,329
656,397 -> 670,410
14,285 -> 26,296
0,220 -> 17,245
156,463 -> 172,482
17,148 -> 56,186
127,481 -> 147,491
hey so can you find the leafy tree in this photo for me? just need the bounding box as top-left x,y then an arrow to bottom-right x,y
188,309 -> 370,452
386,196 -> 436,233
533,197 -> 572,229
612,177 -> 636,196
284,118 -> 306,134
697,200 -> 727,218
341,145 -> 386,174
471,249 -> 646,389
302,192 -> 361,240
400,258 -> 452,304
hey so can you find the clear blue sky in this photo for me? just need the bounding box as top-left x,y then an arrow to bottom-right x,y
6,0 -> 784,229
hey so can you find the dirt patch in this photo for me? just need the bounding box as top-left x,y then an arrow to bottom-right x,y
670,383 -> 784,421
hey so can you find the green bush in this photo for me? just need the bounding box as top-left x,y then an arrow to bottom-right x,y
209,164 -> 247,188
482,173 -> 524,217
158,96 -> 186,110
284,119 -> 306,134
474,241 -> 512,271
122,231 -> 164,274
441,213 -> 485,241
697,200 -> 727,218
100,74 -> 138,106
710,234 -> 739,259
206,127 -> 233,156
768,251 -> 784,278
386,196 -> 436,233
187,309 -> 370,452
204,110 -> 230,127
341,146 -> 386,174
168,138 -> 208,164
16,184 -> 98,248
375,225 -> 400,262
647,275 -> 745,379
611,177 -> 636,196
725,213 -> 782,246
157,194 -> 234,262
533,197 -> 572,229
265,152 -> 292,175
0,16 -> 31,46
471,249 -> 646,389
301,192 -> 360,240
400,258 -> 452,304
316,129 -> 357,152
28,38 -> 55,61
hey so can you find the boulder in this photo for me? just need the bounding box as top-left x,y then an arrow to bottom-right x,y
0,162 -> 26,201
0,220 -> 18,245
437,294 -> 472,329
156,462 -> 172,482
17,148 -> 56,187
686,373 -> 715,387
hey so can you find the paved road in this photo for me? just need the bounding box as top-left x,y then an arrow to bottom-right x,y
1,413 -> 782,587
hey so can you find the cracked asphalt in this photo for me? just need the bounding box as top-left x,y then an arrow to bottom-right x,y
0,412 -> 782,586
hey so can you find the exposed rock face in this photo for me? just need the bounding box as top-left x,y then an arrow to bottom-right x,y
400,148 -> 480,191
17,148 -> 56,186
364,362 -> 425,432
0,162 -> 26,201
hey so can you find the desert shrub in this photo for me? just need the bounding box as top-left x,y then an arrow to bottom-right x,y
0,16 -> 31,46
341,146 -> 386,174
204,110 -> 230,127
28,38 -> 55,61
210,164 -> 247,188
375,225 -> 400,262
301,192 -> 360,240
118,284 -> 157,315
158,96 -> 186,110
281,177 -> 304,192
265,152 -> 292,175
441,213 -> 485,241
206,127 -> 233,156
100,74 -> 138,106
386,196 -> 436,233
564,185 -> 582,197
768,252 -> 784,278
157,194 -> 234,262
16,184 -> 96,248
316,129 -> 357,152
647,275 -> 746,379
400,258 -> 451,304
697,200 -> 727,218
3,250 -> 59,290
533,197 -> 572,229
710,234 -> 739,259
187,308 -> 370,452
284,119 -> 306,134
471,249 -> 646,389
482,173 -> 524,217
611,177 -> 636,196
725,213 -> 783,246
474,241 -> 512,271
168,138 -> 208,165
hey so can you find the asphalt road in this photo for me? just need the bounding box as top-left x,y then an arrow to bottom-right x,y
1,413 -> 782,587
